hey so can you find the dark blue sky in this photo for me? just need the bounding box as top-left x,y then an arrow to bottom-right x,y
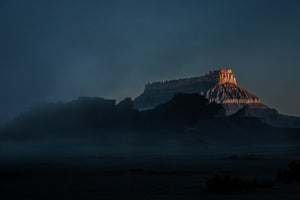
0,0 -> 300,119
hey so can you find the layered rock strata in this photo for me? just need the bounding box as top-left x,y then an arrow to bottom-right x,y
134,69 -> 264,114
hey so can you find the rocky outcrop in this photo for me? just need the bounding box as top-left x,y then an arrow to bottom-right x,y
134,69 -> 265,114
206,83 -> 260,104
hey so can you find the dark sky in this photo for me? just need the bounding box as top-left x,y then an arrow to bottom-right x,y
0,0 -> 300,120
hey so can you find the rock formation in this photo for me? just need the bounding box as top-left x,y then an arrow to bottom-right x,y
134,69 -> 267,115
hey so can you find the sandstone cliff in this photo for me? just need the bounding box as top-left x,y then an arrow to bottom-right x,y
134,69 -> 265,115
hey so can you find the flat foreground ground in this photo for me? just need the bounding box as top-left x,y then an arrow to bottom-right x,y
0,152 -> 300,200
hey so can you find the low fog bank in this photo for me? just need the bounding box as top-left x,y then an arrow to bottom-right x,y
0,129 -> 299,164
0,94 -> 299,164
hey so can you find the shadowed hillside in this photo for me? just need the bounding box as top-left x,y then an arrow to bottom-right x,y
0,94 -> 299,146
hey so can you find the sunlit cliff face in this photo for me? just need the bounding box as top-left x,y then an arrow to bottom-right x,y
215,69 -> 237,85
